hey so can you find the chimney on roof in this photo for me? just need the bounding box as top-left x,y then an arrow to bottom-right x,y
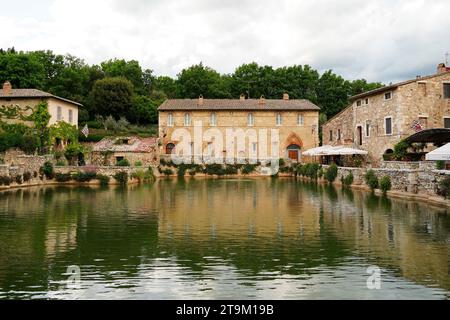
283,93 -> 289,100
198,95 -> 204,106
2,81 -> 12,95
258,95 -> 266,105
240,94 -> 246,101
437,63 -> 450,74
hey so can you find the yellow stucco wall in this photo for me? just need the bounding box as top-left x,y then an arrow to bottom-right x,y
0,97 -> 79,128
159,110 -> 320,160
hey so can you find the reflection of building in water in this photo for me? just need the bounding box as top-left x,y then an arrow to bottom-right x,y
0,180 -> 449,295
320,190 -> 450,291
157,178 -> 322,240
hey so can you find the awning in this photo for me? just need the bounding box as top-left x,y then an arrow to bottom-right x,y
404,128 -> 450,146
425,143 -> 450,161
303,145 -> 368,156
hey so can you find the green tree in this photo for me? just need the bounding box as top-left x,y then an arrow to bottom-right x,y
0,51 -> 45,88
177,63 -> 230,98
316,70 -> 352,118
32,101 -> 51,153
89,77 -> 134,118
350,79 -> 384,96
154,76 -> 180,98
101,59 -> 152,94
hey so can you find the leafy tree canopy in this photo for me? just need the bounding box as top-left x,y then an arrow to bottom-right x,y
0,48 -> 385,123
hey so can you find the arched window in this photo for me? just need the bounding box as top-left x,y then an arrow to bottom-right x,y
276,113 -> 282,126
184,113 -> 191,126
248,113 -> 254,126
168,113 -> 174,126
210,113 -> 217,126
166,143 -> 175,155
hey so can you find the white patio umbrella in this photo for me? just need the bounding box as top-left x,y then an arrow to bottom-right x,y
334,147 -> 368,156
302,146 -> 334,156
303,145 -> 368,156
425,143 -> 450,161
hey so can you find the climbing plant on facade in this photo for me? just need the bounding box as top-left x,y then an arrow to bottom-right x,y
32,101 -> 51,153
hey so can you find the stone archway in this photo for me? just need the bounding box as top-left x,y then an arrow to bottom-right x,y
166,143 -> 175,155
284,133 -> 303,162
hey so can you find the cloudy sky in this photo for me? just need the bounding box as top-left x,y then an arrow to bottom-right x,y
1,0 -> 449,83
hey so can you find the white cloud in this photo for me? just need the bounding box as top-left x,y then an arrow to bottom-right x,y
0,0 -> 449,82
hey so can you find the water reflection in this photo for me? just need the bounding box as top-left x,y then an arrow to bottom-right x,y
0,179 -> 449,299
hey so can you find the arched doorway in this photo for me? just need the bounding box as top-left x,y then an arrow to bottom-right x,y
166,143 -> 175,155
287,144 -> 301,162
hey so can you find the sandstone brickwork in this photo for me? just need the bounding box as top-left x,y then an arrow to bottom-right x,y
323,68 -> 450,166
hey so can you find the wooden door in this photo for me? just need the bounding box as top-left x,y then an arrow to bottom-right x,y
288,150 -> 298,161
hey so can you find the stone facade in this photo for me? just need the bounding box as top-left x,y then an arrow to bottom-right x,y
323,66 -> 450,165
159,96 -> 320,162
90,137 -> 159,166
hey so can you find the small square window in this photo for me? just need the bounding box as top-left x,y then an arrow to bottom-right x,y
356,100 -> 362,107
365,98 -> 369,105
384,92 -> 392,100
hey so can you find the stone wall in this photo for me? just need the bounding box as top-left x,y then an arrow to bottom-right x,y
327,160 -> 450,195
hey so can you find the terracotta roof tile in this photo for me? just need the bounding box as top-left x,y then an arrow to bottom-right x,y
158,99 -> 320,111
0,89 -> 83,106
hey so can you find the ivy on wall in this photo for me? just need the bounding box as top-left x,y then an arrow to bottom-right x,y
0,104 -> 34,122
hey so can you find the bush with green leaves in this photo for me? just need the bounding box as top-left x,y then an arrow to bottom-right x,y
134,161 -> 143,167
55,173 -> 72,182
325,163 -> 338,183
19,135 -> 40,154
241,164 -> 257,175
204,164 -> 225,176
116,158 -> 131,167
162,168 -> 174,177
15,175 -> 23,185
393,140 -> 410,161
64,143 -> 84,165
436,161 -> 445,170
72,171 -> 97,182
40,162 -> 54,179
0,132 -> 23,152
0,176 -> 13,186
131,170 -> 147,182
23,171 -> 32,182
224,165 -> 238,175
379,176 -> 392,194
341,172 -> 354,186
114,171 -> 129,185
97,174 -> 110,186
298,163 -> 320,180
365,170 -> 379,191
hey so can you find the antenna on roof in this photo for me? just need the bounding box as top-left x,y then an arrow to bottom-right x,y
446,52 -> 449,65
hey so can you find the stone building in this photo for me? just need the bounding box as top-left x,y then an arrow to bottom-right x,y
158,95 -> 320,162
91,136 -> 158,166
322,63 -> 450,165
0,81 -> 81,127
